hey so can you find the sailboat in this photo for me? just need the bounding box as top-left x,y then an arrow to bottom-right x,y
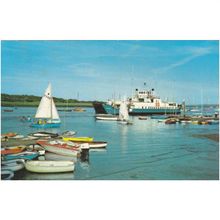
118,100 -> 132,125
31,83 -> 61,128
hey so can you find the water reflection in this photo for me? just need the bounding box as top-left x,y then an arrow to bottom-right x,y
22,171 -> 75,180
45,152 -> 77,162
118,123 -> 128,154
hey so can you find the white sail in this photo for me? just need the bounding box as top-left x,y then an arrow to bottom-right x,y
35,83 -> 60,120
119,101 -> 129,121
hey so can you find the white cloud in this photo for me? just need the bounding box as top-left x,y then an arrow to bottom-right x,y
151,45 -> 215,74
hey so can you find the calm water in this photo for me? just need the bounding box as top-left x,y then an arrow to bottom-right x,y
1,107 -> 219,180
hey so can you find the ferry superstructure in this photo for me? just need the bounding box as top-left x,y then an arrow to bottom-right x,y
93,88 -> 182,115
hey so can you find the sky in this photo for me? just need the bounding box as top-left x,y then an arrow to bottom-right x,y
1,40 -> 219,104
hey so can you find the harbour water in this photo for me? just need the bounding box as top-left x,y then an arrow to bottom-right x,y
1,107 -> 219,180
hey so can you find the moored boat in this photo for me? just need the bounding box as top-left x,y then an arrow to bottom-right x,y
26,144 -> 46,155
138,116 -> 148,120
28,131 -> 59,138
96,116 -> 118,121
180,120 -> 192,124
61,130 -> 77,137
37,140 -> 80,157
3,109 -> 13,112
10,135 -> 25,139
1,159 -> 25,172
69,141 -> 107,148
62,137 -> 93,142
165,119 -> 177,124
1,146 -> 26,155
1,132 -> 17,138
3,151 -> 39,160
73,107 -> 86,112
25,161 -> 75,173
1,169 -> 14,180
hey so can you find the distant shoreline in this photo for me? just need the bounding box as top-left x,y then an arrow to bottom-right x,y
1,101 -> 93,107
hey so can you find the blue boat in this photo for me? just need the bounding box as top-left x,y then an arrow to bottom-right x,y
93,88 -> 182,116
4,152 -> 39,160
30,83 -> 61,128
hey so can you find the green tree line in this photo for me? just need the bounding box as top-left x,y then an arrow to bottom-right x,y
1,93 -> 92,103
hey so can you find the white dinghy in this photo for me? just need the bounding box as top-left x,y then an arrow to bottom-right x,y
25,161 -> 75,173
31,83 -> 61,128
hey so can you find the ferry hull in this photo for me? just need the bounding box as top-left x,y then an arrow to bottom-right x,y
30,123 -> 61,128
93,103 -> 181,115
129,108 -> 181,115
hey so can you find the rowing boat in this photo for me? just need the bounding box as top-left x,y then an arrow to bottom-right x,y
28,131 -> 59,138
62,137 -> 93,142
1,159 -> 25,172
69,141 -> 107,148
96,116 -> 118,121
1,169 -> 14,180
25,161 -> 75,173
1,146 -> 26,155
1,132 -> 17,138
37,140 -> 80,157
3,151 -> 39,160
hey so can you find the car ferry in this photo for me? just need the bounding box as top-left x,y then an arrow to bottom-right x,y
93,88 -> 182,116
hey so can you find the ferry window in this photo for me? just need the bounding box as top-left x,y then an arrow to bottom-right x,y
151,99 -> 153,102
139,98 -> 144,102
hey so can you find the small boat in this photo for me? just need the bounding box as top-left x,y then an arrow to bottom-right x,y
73,107 -> 86,112
165,119 -> 177,124
25,161 -> 75,173
62,137 -> 93,142
158,119 -> 166,123
1,146 -> 26,155
10,135 -> 25,139
1,169 -> 14,180
1,159 -> 25,172
180,120 -> 192,124
30,83 -> 61,128
3,151 -> 39,160
1,158 -> 25,165
69,141 -> 107,148
28,131 -> 59,138
207,120 -> 219,125
96,116 -> 119,121
1,132 -> 17,138
198,121 -> 209,125
61,130 -> 77,136
191,120 -> 199,124
58,109 -> 72,112
3,109 -> 13,112
37,140 -> 80,157
22,136 -> 39,141
26,144 -> 46,155
138,116 -> 148,120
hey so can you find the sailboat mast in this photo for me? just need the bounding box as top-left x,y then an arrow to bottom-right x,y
51,97 -> 53,120
50,85 -> 53,120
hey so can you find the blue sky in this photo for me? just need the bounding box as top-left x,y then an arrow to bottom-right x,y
1,40 -> 219,104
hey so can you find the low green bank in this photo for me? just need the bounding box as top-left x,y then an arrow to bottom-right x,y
1,101 -> 93,107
